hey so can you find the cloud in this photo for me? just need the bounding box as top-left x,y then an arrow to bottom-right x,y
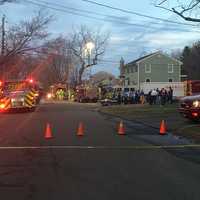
141,31 -> 200,48
110,35 -> 129,43
104,15 -> 133,26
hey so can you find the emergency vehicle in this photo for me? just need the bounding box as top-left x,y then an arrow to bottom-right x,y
184,80 -> 200,96
75,85 -> 99,103
0,79 -> 42,112
178,80 -> 200,120
46,83 -> 67,100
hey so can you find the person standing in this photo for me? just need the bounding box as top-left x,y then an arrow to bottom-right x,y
168,87 -> 173,104
156,88 -> 161,104
148,90 -> 153,105
117,92 -> 121,104
140,90 -> 145,104
161,88 -> 167,106
151,89 -> 158,105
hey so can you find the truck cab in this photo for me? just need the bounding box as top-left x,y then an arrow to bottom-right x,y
0,80 -> 41,112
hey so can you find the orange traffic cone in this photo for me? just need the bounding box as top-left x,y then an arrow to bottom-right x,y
160,120 -> 167,135
45,123 -> 53,139
118,121 -> 125,135
77,122 -> 84,136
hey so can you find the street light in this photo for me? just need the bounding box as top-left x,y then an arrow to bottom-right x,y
85,42 -> 95,55
84,42 -> 95,78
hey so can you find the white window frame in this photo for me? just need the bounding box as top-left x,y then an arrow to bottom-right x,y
168,64 -> 174,73
145,78 -> 151,83
168,78 -> 173,82
145,64 -> 151,73
130,66 -> 133,73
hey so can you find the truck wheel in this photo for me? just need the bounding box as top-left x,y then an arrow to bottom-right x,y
190,118 -> 200,122
29,107 -> 36,112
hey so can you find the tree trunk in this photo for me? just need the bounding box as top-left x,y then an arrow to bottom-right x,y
78,64 -> 85,85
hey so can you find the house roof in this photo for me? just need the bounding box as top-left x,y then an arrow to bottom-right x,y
126,52 -> 158,66
125,51 -> 182,66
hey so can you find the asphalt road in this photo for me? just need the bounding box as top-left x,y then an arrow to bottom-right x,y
1,101 -> 200,200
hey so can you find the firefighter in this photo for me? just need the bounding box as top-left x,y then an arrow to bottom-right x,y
56,89 -> 63,100
57,89 -> 64,100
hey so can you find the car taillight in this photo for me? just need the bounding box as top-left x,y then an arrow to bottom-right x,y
192,112 -> 198,117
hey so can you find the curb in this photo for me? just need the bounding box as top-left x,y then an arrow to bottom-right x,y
98,109 -> 160,130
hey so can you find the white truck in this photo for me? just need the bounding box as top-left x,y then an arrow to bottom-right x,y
140,82 -> 185,98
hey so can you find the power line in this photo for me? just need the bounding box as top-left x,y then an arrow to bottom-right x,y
35,0 -> 174,27
98,59 -> 119,64
24,0 -> 200,32
24,0 -> 161,29
82,0 -> 197,27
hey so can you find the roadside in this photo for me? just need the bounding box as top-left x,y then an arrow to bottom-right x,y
41,99 -> 200,143
99,103 -> 200,143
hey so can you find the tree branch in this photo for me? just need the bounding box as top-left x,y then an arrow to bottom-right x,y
172,7 -> 200,22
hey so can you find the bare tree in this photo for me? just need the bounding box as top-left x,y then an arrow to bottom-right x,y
34,36 -> 78,88
70,26 -> 109,84
0,11 -> 52,64
0,10 -> 53,77
154,0 -> 200,22
90,71 -> 115,85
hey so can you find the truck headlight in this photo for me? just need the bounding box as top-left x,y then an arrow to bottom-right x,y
47,93 -> 52,99
0,103 -> 5,109
193,100 -> 200,108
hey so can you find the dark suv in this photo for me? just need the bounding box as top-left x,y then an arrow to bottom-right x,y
179,95 -> 200,120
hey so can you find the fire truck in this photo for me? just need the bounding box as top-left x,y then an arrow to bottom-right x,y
75,85 -> 99,103
46,83 -> 68,100
184,80 -> 200,96
179,80 -> 200,120
0,79 -> 42,112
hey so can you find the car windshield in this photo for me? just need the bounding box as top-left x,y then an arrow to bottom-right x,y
1,1 -> 200,200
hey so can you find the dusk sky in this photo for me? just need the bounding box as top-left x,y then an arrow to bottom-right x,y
1,0 -> 200,76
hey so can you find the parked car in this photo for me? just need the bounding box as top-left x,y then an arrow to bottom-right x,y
100,98 -> 118,106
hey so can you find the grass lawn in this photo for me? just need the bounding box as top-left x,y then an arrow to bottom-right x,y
100,103 -> 200,143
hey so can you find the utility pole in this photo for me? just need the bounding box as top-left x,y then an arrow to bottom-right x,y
1,15 -> 6,79
1,14 -> 5,56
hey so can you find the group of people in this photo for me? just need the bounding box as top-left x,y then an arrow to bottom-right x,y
114,87 -> 173,106
115,90 -> 145,105
147,87 -> 173,105
56,89 -> 65,100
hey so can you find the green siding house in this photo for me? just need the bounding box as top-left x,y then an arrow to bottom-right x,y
120,52 -> 182,89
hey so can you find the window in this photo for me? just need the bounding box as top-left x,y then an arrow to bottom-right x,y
169,78 -> 173,82
127,68 -> 129,73
128,66 -> 137,73
130,67 -> 133,73
168,64 -> 174,73
125,78 -> 130,86
146,78 -> 151,83
145,64 -> 151,73
133,65 -> 138,73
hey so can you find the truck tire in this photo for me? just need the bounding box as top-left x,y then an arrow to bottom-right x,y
29,107 -> 36,112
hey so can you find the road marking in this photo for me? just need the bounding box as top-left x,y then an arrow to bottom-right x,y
0,144 -> 199,150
